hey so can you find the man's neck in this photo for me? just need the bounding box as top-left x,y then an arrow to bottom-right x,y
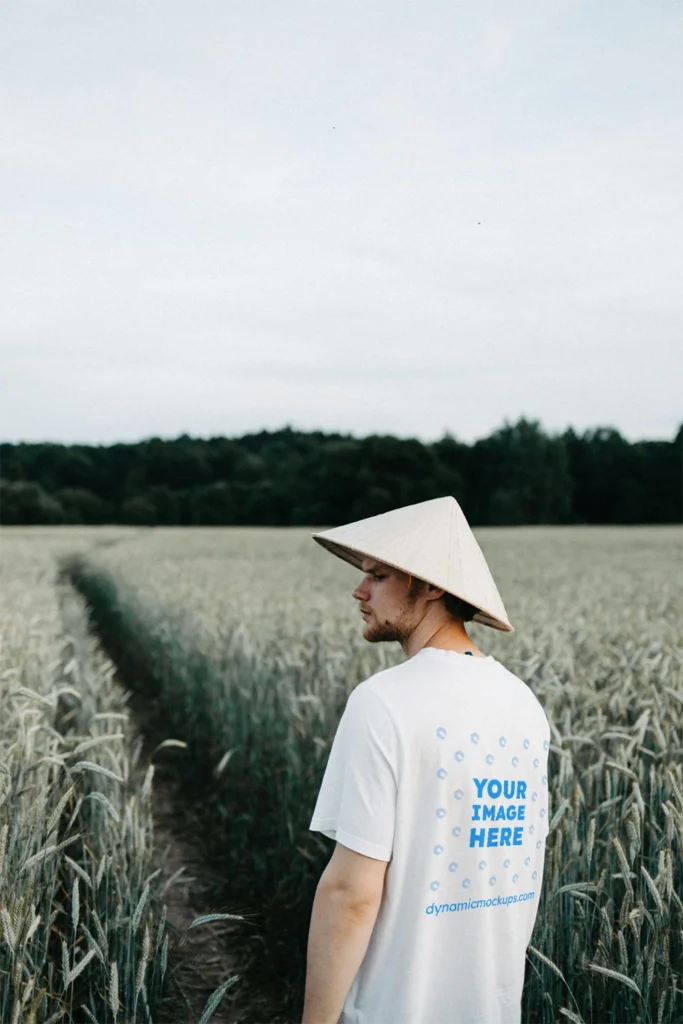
402,618 -> 485,660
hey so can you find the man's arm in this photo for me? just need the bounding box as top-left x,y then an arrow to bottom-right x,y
302,842 -> 389,1024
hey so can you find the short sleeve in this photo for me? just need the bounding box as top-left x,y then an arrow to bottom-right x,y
309,684 -> 398,861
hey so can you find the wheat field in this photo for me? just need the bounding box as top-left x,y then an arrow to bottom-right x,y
0,531 -> 238,1024
2,525 -> 681,1023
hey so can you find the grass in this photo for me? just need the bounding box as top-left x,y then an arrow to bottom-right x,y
0,534 -> 239,1023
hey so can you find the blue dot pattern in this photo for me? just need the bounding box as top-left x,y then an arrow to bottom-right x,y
428,715 -> 549,903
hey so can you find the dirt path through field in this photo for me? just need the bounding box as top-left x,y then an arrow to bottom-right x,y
57,566 -> 249,1023
146,769 -> 244,1023
124,710 -> 284,1024
61,558 -> 284,1024
56,564 -> 245,1022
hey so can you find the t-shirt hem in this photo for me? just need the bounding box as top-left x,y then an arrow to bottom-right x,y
309,818 -> 392,862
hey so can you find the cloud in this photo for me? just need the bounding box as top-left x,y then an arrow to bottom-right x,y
1,1 -> 681,444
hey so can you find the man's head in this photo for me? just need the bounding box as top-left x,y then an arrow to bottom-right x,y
352,557 -> 479,645
313,495 -> 513,633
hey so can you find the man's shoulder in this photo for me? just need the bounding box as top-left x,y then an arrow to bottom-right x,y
353,653 -> 442,712
357,653 -> 547,721
348,658 -> 414,711
360,655 -> 417,689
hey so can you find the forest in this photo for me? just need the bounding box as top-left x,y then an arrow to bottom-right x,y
1,418 -> 681,526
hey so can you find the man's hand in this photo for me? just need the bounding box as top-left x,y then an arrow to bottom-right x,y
302,842 -> 389,1024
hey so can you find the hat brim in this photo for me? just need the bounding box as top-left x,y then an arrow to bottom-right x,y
313,535 -> 514,633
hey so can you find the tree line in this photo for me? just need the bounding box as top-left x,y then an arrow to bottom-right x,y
1,418 -> 681,527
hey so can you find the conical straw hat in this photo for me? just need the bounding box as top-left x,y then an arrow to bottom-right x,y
312,495 -> 513,633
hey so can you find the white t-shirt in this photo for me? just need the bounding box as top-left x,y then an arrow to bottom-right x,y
309,646 -> 551,1024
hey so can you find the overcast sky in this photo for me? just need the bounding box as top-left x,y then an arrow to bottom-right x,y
1,1 -> 681,446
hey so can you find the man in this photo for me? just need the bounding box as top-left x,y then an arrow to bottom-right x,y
303,496 -> 550,1024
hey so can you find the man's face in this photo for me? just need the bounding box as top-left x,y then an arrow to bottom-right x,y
351,558 -> 422,643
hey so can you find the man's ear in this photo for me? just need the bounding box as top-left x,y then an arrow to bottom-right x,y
425,584 -> 446,602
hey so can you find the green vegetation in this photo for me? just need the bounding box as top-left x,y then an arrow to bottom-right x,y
2,418 -> 682,527
0,534 -> 240,1024
54,525 -> 682,1023
0,536 -> 175,1023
